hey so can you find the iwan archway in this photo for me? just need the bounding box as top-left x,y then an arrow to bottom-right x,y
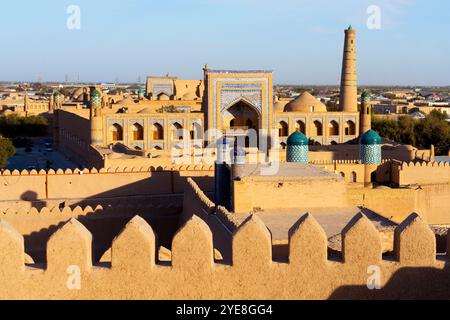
203,68 -> 273,150
222,99 -> 260,148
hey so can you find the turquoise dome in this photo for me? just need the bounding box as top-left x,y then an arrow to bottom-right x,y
361,91 -> 371,103
91,90 -> 102,97
287,131 -> 308,146
361,130 -> 381,145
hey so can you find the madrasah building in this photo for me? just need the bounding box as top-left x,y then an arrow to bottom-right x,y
53,26 -> 428,168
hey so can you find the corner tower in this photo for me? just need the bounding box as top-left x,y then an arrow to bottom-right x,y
339,25 -> 358,112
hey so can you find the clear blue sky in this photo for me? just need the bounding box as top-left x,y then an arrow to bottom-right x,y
0,0 -> 448,85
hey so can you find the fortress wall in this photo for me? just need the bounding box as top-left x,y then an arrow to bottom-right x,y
332,162 -> 365,183
273,147 -> 427,164
0,204 -> 182,264
57,110 -> 91,163
416,184 -> 450,225
0,173 -> 47,201
0,212 -> 448,299
181,178 -> 214,224
393,161 -> 450,186
181,178 -> 232,261
233,176 -> 348,213
0,166 -> 214,203
347,184 -> 450,225
347,188 -> 418,224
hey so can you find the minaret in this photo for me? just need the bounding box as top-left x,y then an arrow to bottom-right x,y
24,94 -> 30,115
360,91 -> 372,135
339,25 -> 358,112
214,137 -> 231,210
90,89 -> 103,145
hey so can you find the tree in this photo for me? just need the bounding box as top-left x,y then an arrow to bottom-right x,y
0,136 -> 15,168
372,110 -> 450,156
0,114 -> 49,138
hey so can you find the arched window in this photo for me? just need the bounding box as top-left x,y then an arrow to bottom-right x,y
328,120 -> 339,136
190,123 -> 202,140
278,121 -> 288,137
132,123 -> 144,141
340,172 -> 345,178
345,120 -> 356,135
313,121 -> 323,137
296,120 -> 306,134
172,122 -> 183,140
230,119 -> 236,127
152,123 -> 164,140
111,123 -> 123,141
351,171 -> 357,183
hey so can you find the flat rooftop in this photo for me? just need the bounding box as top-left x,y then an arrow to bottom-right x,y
233,207 -> 396,242
233,163 -> 342,180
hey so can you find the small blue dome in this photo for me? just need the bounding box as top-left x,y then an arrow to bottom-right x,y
287,131 -> 308,146
361,130 -> 381,145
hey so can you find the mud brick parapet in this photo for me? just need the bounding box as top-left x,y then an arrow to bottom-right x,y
0,165 -> 214,203
0,209 -> 449,299
392,161 -> 450,186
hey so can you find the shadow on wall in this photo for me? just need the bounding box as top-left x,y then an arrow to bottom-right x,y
24,206 -> 181,264
19,173 -> 214,264
329,264 -> 450,300
20,191 -> 47,211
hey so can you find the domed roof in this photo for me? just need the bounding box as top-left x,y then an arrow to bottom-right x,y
361,130 -> 381,145
116,96 -> 137,105
71,88 -> 84,99
273,99 -> 288,113
91,89 -> 102,97
287,131 -> 308,146
396,144 -> 415,151
182,91 -> 197,100
284,91 -> 327,113
361,91 -> 371,103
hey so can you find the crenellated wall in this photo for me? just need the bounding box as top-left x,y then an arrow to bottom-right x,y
181,178 -> 235,261
0,212 -> 448,299
0,203 -> 183,264
0,165 -> 214,206
392,161 -> 450,186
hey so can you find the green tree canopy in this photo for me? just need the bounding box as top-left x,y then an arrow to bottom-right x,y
0,114 -> 49,138
372,110 -> 450,155
0,136 -> 15,168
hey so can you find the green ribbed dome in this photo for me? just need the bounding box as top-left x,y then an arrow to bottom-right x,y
287,131 -> 308,146
138,89 -> 145,94
92,90 -> 102,97
361,91 -> 371,103
361,130 -> 381,145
